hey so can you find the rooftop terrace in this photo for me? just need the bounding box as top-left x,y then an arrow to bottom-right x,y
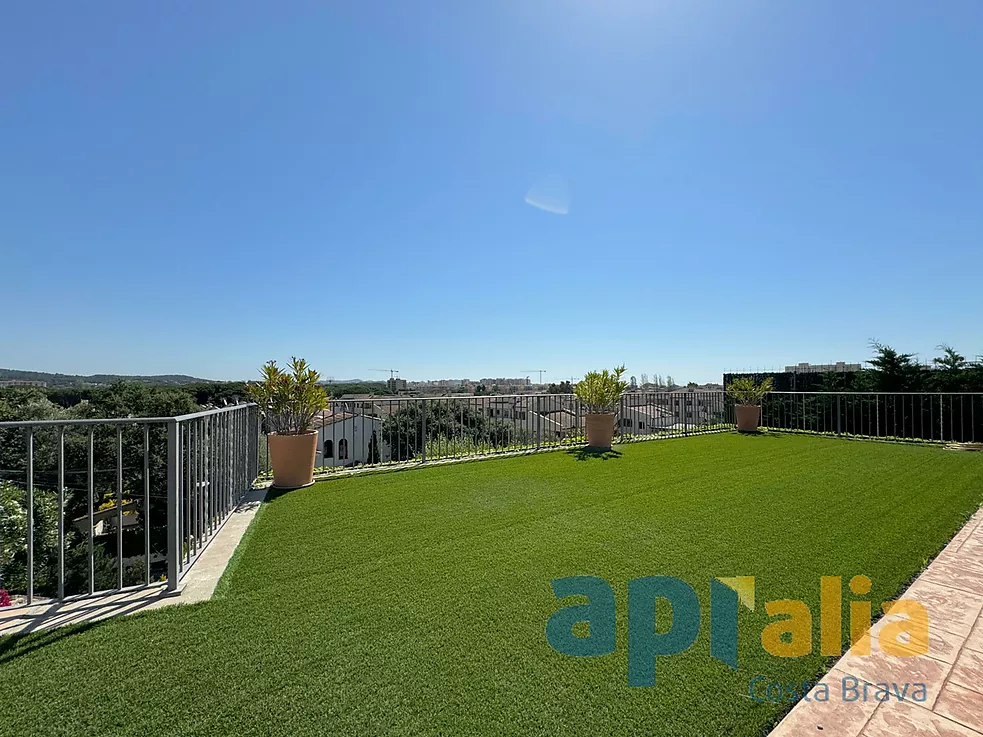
1,432 -> 982,736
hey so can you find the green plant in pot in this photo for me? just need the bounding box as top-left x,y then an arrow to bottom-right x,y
726,377 -> 773,433
247,357 -> 328,488
575,365 -> 629,450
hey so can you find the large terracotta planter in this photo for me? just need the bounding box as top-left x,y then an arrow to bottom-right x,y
268,431 -> 318,488
735,405 -> 761,433
586,413 -> 616,450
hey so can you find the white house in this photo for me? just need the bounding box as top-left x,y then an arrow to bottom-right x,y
316,412 -> 391,468
474,396 -> 570,440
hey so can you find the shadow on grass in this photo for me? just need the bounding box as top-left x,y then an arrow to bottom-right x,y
0,619 -> 105,666
264,486 -> 295,503
565,447 -> 623,462
263,479 -> 322,502
735,429 -> 786,439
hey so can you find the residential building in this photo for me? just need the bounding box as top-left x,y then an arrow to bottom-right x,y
617,404 -> 677,433
473,395 -> 571,439
408,379 -> 464,390
665,386 -> 726,425
314,411 -> 391,468
784,362 -> 862,373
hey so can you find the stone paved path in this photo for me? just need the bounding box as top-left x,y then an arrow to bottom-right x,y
771,506 -> 983,736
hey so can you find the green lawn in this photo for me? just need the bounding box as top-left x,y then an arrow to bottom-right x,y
2,434 -> 982,736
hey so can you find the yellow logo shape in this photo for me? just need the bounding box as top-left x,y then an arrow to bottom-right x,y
717,576 -> 756,611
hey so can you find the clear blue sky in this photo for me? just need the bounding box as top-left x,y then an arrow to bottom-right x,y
2,1 -> 981,384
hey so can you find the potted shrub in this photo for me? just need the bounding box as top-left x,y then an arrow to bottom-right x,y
248,357 -> 328,488
575,365 -> 629,450
726,377 -> 774,433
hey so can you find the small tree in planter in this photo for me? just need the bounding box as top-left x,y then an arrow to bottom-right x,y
727,377 -> 774,433
575,366 -> 629,450
248,358 -> 328,488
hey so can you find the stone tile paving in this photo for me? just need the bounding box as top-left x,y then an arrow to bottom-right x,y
770,506 -> 983,736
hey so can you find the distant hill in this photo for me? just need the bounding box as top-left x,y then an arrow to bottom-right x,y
0,368 -> 216,388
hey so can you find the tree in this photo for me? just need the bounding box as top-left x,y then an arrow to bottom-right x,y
932,344 -> 968,391
640,373 -> 648,386
867,341 -> 924,391
367,431 -> 381,464
1,480 -> 58,596
819,371 -> 846,392
630,376 -> 638,389
323,381 -> 392,398
381,400 -> 515,461
45,387 -> 97,408
80,381 -> 199,419
934,344 -> 967,372
183,381 -> 250,406
665,375 -> 677,390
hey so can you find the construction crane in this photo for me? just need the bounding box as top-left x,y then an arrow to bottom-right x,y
369,369 -> 400,379
522,369 -> 547,384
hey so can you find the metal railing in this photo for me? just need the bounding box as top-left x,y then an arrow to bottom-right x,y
257,391 -> 731,477
0,403 -> 259,608
761,392 -> 983,443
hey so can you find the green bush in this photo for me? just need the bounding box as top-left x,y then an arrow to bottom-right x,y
726,376 -> 773,406
574,366 -> 628,414
247,358 -> 328,435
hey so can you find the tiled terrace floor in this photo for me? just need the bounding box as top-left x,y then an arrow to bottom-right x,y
771,506 -> 983,736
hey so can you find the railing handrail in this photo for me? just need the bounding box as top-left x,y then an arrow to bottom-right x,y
343,393 -> 578,400
0,402 -> 261,608
0,402 -> 256,428
766,391 -> 983,396
172,403 -> 256,422
332,390 -> 726,403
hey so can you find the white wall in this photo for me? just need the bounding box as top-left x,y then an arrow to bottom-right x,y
318,415 -> 391,468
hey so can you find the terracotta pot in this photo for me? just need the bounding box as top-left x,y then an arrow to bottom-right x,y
586,413 -> 616,450
268,431 -> 318,488
735,404 -> 761,433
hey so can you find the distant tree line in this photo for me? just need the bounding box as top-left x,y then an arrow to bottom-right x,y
724,342 -> 983,394
321,382 -> 393,398
725,342 -> 983,443
0,368 -> 209,388
16,380 -> 394,414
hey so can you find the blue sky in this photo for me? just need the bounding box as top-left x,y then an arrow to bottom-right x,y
2,1 -> 981,384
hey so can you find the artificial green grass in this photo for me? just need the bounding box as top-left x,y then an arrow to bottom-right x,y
1,434 -> 981,736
